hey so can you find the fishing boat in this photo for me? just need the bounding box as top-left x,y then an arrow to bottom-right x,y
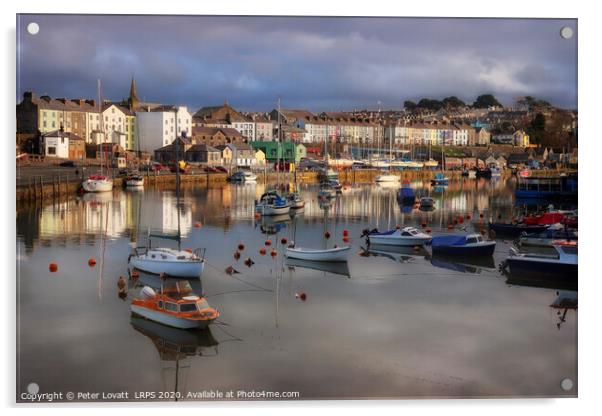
130,281 -> 219,330
285,246 -> 350,262
488,222 -> 550,236
430,172 -> 449,186
397,181 -> 416,204
125,172 -> 144,187
255,190 -> 291,216
429,234 -> 496,256
366,227 -> 432,247
503,244 -> 577,279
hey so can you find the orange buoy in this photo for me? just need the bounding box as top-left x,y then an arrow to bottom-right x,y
343,236 -> 350,243
270,248 -> 277,257
343,229 -> 349,237
237,243 -> 245,251
295,292 -> 307,301
88,258 -> 97,267
324,231 -> 331,239
49,263 -> 58,273
448,224 -> 454,230
183,248 -> 193,253
254,212 -> 261,220
194,222 -> 202,228
280,237 -> 288,245
233,250 -> 241,260
265,239 -> 272,246
259,247 -> 267,256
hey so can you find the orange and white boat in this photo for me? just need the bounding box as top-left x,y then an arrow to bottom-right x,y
131,281 -> 219,329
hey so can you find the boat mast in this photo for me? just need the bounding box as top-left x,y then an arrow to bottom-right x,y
175,129 -> 181,251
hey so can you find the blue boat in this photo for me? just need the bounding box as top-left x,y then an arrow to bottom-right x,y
429,234 -> 496,256
430,172 -> 449,186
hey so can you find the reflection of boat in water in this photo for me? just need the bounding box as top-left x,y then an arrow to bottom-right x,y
130,316 -> 219,400
430,234 -> 496,256
258,213 -> 290,234
285,257 -> 351,278
430,254 -> 496,274
363,244 -> 430,263
419,196 -> 435,209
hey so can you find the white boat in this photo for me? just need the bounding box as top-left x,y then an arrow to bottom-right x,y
375,174 -> 400,183
130,247 -> 205,278
82,175 -> 114,192
125,174 -> 144,187
423,159 -> 438,168
243,171 -> 257,181
131,282 -> 218,330
255,191 -> 291,216
367,227 -> 432,246
286,246 -> 350,262
287,192 -> 305,209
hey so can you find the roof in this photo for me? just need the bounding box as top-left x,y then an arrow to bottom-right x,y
192,126 -> 244,138
42,129 -> 84,141
188,144 -> 219,152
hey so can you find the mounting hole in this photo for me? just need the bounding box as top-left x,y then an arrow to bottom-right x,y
560,26 -> 573,40
27,382 -> 39,394
560,378 -> 574,391
27,22 -> 40,35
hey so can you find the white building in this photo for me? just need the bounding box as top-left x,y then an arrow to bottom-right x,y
43,132 -> 70,158
136,105 -> 192,153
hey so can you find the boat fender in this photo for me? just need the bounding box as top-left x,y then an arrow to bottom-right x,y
140,286 -> 156,300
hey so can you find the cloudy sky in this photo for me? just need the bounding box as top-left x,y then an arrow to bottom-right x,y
16,15 -> 577,111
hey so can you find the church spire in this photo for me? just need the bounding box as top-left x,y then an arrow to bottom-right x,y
128,76 -> 140,110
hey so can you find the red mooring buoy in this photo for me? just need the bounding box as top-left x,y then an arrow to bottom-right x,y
49,263 -> 58,273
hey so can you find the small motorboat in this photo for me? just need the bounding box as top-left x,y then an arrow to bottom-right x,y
375,174 -> 400,183
522,212 -> 566,226
430,172 -> 449,186
429,233 -> 496,256
125,173 -> 144,187
367,227 -> 432,247
285,246 -> 350,262
130,281 -> 219,330
255,191 -> 291,216
503,244 -> 577,279
82,174 -> 114,192
229,171 -> 257,182
488,222 -> 550,237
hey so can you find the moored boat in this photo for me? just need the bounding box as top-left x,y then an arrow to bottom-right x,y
429,233 -> 496,256
419,196 -> 435,209
518,224 -> 577,248
255,191 -> 291,216
489,222 -> 550,236
367,227 -> 432,247
129,246 -> 205,278
130,281 -> 219,330
397,181 -> 416,204
430,172 -> 449,186
82,174 -> 114,192
375,174 -> 400,183
285,246 -> 350,262
125,173 -> 144,187
503,244 -> 577,279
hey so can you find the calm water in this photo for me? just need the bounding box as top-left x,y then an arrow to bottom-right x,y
16,178 -> 577,401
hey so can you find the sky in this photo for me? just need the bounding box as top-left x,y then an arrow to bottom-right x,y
16,15 -> 578,112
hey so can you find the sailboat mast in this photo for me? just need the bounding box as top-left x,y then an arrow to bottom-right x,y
175,129 -> 181,251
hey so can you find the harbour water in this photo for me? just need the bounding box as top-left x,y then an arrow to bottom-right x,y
16,177 -> 577,401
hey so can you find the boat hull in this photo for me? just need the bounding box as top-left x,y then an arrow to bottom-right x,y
375,175 -> 400,183
125,179 -> 144,187
131,305 -> 213,329
286,246 -> 350,262
82,179 -> 113,192
489,223 -> 549,236
506,258 -> 577,279
368,234 -> 432,247
129,257 -> 204,278
255,204 -> 291,216
431,242 -> 496,256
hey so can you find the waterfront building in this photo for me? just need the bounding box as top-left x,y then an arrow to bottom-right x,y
228,143 -> 257,168
136,105 -> 192,153
193,101 -> 255,140
215,145 -> 233,168
184,144 -> 222,166
192,126 -> 246,147
250,141 -> 307,163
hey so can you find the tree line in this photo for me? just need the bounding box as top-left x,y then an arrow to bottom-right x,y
403,94 -> 503,111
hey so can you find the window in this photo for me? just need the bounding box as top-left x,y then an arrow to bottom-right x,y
180,303 -> 197,313
48,147 -> 56,155
466,237 -> 478,244
43,121 -> 47,128
164,302 -> 178,312
157,301 -> 163,309
52,121 -> 55,128
60,137 -> 65,144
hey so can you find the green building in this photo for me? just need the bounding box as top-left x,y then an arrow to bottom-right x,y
250,141 -> 306,163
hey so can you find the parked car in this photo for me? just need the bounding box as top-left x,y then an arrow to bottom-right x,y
204,166 -> 219,173
215,166 -> 228,173
151,163 -> 165,172
58,160 -> 76,168
169,165 -> 189,174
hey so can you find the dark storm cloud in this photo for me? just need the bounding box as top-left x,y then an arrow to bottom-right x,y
16,15 -> 577,111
